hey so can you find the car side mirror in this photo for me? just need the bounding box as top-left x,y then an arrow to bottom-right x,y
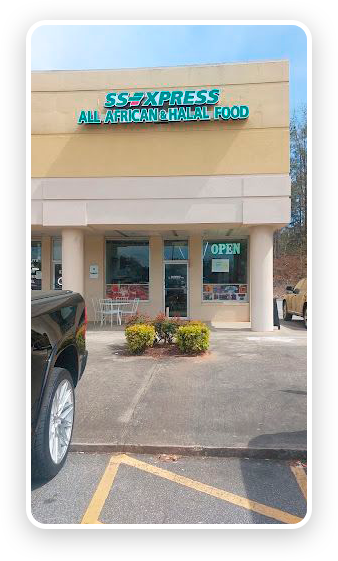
293,288 -> 300,294
286,285 -> 293,292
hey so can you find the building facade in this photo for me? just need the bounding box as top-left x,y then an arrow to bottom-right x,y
31,61 -> 290,330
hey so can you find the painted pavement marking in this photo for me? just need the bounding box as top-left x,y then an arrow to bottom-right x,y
81,454 -> 123,524
81,454 -> 304,525
290,465 -> 307,501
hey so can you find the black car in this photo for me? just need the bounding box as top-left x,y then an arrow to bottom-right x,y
31,290 -> 88,480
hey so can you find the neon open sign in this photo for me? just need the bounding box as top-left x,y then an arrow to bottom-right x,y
210,243 -> 241,255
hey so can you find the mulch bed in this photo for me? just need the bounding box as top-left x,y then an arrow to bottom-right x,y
110,343 -> 210,358
144,344 -> 209,358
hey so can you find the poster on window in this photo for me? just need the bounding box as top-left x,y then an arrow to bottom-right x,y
106,283 -> 149,300
54,264 -> 62,290
202,284 -> 249,302
212,259 -> 229,273
31,268 -> 42,290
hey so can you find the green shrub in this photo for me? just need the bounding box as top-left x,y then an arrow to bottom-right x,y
176,323 -> 210,354
125,324 -> 155,354
152,313 -> 183,344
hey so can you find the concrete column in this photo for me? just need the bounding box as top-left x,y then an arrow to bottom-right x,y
62,229 -> 84,295
84,235 -> 104,320
250,225 -> 274,332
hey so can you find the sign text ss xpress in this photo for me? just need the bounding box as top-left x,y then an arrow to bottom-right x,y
77,89 -> 249,124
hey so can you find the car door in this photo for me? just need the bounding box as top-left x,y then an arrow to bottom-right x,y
296,279 -> 307,316
292,279 -> 304,314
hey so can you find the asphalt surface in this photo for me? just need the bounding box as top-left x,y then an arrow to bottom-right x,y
31,453 -> 307,525
71,320 -> 307,452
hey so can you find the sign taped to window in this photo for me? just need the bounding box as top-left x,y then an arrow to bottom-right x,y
212,259 -> 229,273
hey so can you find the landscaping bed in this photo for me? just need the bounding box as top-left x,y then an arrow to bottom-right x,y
123,313 -> 210,356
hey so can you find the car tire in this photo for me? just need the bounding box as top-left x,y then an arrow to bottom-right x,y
283,300 -> 292,321
303,305 -> 307,329
31,367 -> 75,481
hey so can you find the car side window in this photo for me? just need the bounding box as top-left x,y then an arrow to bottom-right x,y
49,306 -> 77,333
60,306 -> 76,321
294,279 -> 304,291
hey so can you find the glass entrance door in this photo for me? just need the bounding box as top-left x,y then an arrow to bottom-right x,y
164,263 -> 188,318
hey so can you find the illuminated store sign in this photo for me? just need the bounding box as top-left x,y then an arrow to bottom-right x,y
77,89 -> 249,125
210,243 -> 241,255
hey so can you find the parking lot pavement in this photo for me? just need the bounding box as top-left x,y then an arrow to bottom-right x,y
72,325 -> 307,452
31,453 -> 307,525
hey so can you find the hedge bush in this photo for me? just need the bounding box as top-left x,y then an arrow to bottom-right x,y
152,313 -> 183,344
176,322 -> 210,354
125,312 -> 152,328
125,324 -> 155,354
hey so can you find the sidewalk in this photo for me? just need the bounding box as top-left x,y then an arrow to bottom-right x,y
72,322 -> 307,457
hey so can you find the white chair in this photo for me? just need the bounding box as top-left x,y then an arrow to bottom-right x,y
119,298 -> 140,323
91,297 -> 102,325
99,299 -> 121,326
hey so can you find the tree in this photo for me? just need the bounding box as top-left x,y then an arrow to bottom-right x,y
274,105 -> 307,276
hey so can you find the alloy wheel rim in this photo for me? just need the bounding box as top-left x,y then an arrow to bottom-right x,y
49,380 -> 74,464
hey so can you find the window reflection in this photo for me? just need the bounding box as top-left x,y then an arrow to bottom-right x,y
31,241 -> 42,290
202,240 -> 248,302
164,240 -> 188,261
106,240 -> 149,300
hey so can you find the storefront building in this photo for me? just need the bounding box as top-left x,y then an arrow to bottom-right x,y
31,61 -> 290,330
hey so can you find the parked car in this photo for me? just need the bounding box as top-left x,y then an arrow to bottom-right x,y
282,278 -> 307,329
31,290 -> 88,480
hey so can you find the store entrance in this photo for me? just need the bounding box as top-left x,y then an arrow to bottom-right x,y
164,262 -> 188,318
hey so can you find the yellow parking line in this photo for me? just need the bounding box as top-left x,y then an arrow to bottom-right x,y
290,465 -> 307,501
81,455 -> 124,524
120,455 -> 302,524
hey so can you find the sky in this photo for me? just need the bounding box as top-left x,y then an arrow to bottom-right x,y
31,24 -> 307,112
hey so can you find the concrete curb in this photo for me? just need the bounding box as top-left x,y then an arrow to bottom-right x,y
70,443 -> 307,460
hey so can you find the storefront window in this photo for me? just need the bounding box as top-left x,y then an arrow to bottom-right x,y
31,241 -> 42,290
164,240 -> 188,261
52,238 -> 62,290
202,240 -> 248,302
106,240 -> 149,300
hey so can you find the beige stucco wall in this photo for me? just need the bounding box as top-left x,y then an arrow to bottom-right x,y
31,61 -> 289,92
83,235 -> 104,320
32,82 -> 287,134
32,128 -> 288,177
31,61 -> 289,178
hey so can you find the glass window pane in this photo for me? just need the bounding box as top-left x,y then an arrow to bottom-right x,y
106,240 -> 149,300
164,240 -> 188,260
202,240 -> 248,302
165,263 -> 188,317
52,239 -> 62,261
53,264 -> 62,290
31,241 -> 42,290
294,279 -> 304,291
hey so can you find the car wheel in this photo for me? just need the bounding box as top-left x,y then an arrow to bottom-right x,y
32,367 -> 75,481
283,300 -> 292,321
303,305 -> 307,329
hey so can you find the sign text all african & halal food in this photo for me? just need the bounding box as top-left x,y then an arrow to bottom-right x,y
77,89 -> 249,125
